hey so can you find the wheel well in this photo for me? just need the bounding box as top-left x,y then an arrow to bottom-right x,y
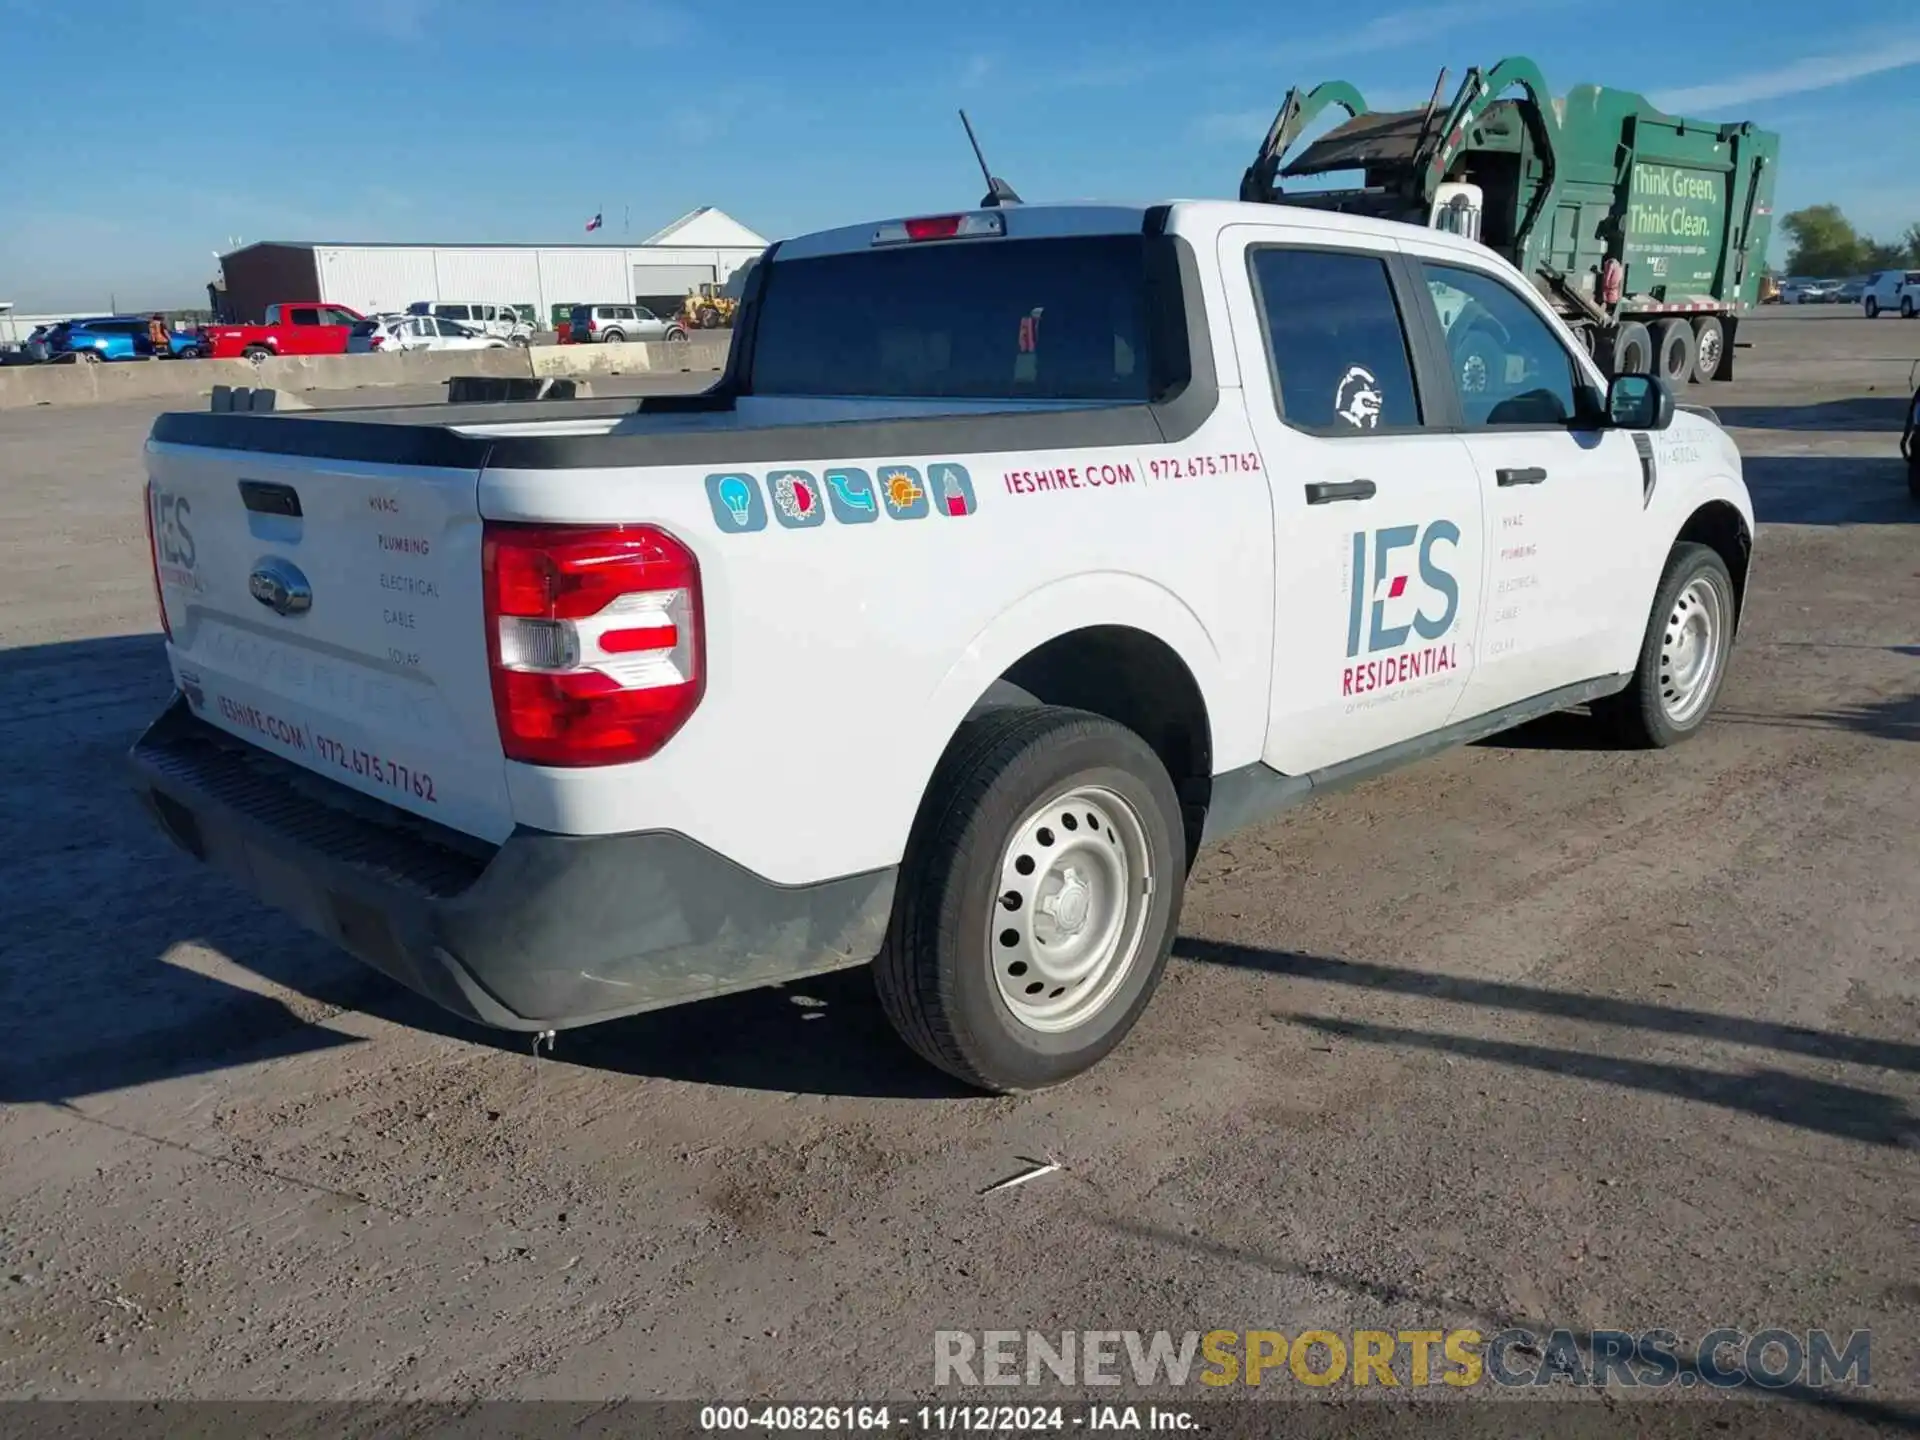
1677,501 -> 1752,623
989,625 -> 1214,863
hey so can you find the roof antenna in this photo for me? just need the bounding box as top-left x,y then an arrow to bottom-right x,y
960,110 -> 1021,207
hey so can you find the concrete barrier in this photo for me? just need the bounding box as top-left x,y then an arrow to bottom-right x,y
0,337 -> 725,411
528,338 -> 729,379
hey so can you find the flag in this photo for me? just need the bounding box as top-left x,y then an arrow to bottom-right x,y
585,212 -> 603,232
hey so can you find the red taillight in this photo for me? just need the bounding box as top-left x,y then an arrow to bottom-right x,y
482,523 -> 703,767
143,480 -> 171,641
369,334 -> 384,350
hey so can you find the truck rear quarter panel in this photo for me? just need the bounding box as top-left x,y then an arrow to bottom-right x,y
477,402 -> 1278,887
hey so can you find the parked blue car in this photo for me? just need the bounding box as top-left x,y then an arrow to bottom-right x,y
46,316 -> 204,361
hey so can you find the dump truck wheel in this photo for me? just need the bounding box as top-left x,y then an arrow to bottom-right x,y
1652,319 -> 1696,385
1690,317 -> 1724,384
1609,322 -> 1653,376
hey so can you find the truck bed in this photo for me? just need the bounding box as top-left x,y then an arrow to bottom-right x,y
149,386 -> 1201,470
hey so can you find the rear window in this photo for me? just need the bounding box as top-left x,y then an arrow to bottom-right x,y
747,235 -> 1181,401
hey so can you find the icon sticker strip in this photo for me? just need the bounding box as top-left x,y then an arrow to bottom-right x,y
704,463 -> 979,531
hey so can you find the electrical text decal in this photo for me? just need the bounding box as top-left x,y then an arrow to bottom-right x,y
1344,521 -> 1462,699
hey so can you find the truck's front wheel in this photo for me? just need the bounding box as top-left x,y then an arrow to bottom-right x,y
1593,542 -> 1736,748
874,707 -> 1185,1093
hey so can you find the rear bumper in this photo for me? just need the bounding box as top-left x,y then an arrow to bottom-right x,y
127,698 -> 896,1032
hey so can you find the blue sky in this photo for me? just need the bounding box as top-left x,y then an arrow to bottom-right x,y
3,0 -> 1918,311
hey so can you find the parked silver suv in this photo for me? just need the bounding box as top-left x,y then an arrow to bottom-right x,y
567,303 -> 688,344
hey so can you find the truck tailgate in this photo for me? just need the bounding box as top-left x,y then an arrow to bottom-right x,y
146,442 -> 512,844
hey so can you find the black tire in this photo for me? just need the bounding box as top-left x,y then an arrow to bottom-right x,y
1902,297 -> 1916,319
1864,298 -> 1879,319
873,706 -> 1186,1093
242,345 -> 272,364
1609,321 -> 1652,377
1689,316 -> 1724,384
664,326 -> 689,343
1593,543 -> 1737,749
600,329 -> 625,344
1651,318 -> 1696,385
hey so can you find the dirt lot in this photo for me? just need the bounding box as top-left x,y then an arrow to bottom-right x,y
0,309 -> 1916,1427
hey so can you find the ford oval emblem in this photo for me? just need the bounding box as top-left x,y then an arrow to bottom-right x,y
248,556 -> 312,617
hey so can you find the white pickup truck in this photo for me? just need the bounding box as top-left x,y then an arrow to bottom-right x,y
132,200 -> 1754,1092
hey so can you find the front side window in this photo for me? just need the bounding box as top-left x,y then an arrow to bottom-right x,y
1247,247 -> 1422,433
1420,261 -> 1581,427
438,304 -> 471,321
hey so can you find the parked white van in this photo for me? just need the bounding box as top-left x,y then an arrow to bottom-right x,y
403,302 -> 534,343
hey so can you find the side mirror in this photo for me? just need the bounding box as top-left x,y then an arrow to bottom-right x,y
1608,373 -> 1675,431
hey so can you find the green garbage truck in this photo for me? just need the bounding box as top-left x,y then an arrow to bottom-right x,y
1240,57 -> 1781,386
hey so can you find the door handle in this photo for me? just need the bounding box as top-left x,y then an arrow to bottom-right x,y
1304,480 -> 1377,505
1496,466 -> 1548,487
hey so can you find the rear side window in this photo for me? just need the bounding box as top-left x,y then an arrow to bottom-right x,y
439,304 -> 471,320
289,307 -> 321,326
748,235 -> 1169,401
1248,248 -> 1421,433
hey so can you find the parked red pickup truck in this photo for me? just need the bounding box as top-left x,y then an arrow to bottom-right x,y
203,302 -> 363,362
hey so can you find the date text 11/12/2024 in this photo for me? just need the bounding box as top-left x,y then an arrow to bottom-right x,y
698,1405 -> 1196,1432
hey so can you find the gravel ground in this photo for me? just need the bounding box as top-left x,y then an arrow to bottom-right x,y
0,309 -> 1916,1431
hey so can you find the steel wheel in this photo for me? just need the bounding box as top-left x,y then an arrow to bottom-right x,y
989,784 -> 1154,1034
1659,574 -> 1727,727
1694,324 -> 1721,378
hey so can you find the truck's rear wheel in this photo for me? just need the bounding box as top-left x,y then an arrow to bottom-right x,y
242,345 -> 272,364
1690,316 -> 1724,384
874,706 -> 1185,1093
1609,321 -> 1652,377
1593,542 -> 1735,749
1651,319 -> 1696,385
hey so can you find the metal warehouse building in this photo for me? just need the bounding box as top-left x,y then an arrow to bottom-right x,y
213,207 -> 768,325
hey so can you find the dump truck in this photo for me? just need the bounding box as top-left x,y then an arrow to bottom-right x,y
1241,56 -> 1780,386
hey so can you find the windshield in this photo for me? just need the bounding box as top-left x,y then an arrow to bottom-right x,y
747,234 -> 1186,402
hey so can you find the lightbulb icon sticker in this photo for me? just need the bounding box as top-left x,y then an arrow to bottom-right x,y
704,472 -> 767,533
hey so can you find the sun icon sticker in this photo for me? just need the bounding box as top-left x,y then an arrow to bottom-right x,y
879,466 -> 928,520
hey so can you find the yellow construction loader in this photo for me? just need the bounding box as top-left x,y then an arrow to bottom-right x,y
680,283 -> 737,330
